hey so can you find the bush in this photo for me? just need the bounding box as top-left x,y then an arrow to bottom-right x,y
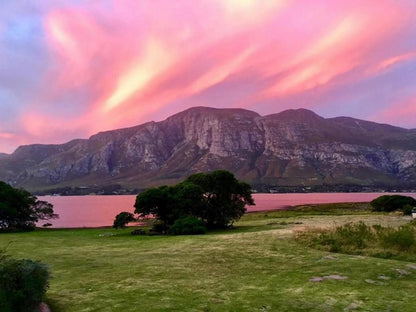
376,225 -> 416,251
370,195 -> 416,213
296,221 -> 416,260
169,216 -> 207,235
403,204 -> 413,215
113,212 -> 136,229
0,254 -> 50,312
317,222 -> 374,250
150,220 -> 168,234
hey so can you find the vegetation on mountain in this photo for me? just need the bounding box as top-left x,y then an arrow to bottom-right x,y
134,170 -> 254,232
370,195 -> 416,214
0,181 -> 57,232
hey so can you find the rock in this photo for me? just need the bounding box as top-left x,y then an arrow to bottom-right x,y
323,255 -> 338,260
38,302 -> 51,312
365,279 -> 387,286
378,275 -> 390,280
310,275 -> 348,282
343,301 -> 363,311
309,276 -> 324,282
393,268 -> 411,276
406,264 -> 416,270
323,275 -> 348,280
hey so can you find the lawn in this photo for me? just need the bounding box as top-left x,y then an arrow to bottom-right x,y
1,203 -> 416,311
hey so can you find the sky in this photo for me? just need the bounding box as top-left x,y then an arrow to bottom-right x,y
1,0 -> 416,154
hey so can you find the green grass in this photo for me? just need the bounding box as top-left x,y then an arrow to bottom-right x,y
0,203 -> 415,311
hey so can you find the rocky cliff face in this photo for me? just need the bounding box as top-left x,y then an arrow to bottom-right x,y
1,107 -> 415,192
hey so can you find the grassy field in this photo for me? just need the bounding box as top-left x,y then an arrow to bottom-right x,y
1,203 -> 416,311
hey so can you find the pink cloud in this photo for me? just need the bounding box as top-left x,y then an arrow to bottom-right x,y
367,52 -> 416,76
0,132 -> 14,139
0,0 -> 415,153
372,96 -> 416,128
262,3 -> 405,99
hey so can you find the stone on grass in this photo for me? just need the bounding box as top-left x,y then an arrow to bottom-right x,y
365,279 -> 387,286
344,301 -> 363,311
310,275 -> 348,282
393,268 -> 411,276
324,275 -> 348,280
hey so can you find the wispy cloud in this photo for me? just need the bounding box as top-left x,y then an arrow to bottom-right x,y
0,0 -> 415,153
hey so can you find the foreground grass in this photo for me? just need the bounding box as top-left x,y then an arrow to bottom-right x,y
0,203 -> 415,311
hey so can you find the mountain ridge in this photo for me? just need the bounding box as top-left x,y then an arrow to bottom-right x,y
1,107 -> 415,193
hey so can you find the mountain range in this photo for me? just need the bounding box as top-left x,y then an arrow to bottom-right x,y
1,107 -> 416,194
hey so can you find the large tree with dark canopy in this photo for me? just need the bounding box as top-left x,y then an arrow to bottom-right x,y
134,182 -> 204,229
0,181 -> 57,231
134,170 -> 254,229
185,170 -> 254,228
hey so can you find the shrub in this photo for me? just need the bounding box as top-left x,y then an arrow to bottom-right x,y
370,195 -> 416,213
314,222 -> 374,251
296,221 -> 416,260
0,254 -> 50,312
169,216 -> 207,235
403,204 -> 413,215
150,220 -> 167,234
377,225 -> 416,251
113,212 -> 136,229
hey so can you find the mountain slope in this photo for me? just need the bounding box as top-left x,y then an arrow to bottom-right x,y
1,107 -> 416,193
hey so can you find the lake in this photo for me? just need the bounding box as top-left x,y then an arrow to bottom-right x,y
38,192 -> 416,228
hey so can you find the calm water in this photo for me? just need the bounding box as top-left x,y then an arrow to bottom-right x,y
38,193 -> 416,228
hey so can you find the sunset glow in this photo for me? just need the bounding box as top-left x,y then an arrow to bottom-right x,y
1,0 -> 415,153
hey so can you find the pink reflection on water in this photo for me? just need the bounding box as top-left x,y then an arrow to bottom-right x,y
38,195 -> 136,228
38,193 -> 416,228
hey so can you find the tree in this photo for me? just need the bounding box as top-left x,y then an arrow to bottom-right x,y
0,181 -> 57,231
134,170 -> 254,231
370,195 -> 416,214
113,212 -> 136,229
134,185 -> 175,229
185,170 -> 254,228
170,182 -> 205,219
134,183 -> 204,229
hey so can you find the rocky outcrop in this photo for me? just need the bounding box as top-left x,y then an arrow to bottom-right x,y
1,107 -> 415,192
